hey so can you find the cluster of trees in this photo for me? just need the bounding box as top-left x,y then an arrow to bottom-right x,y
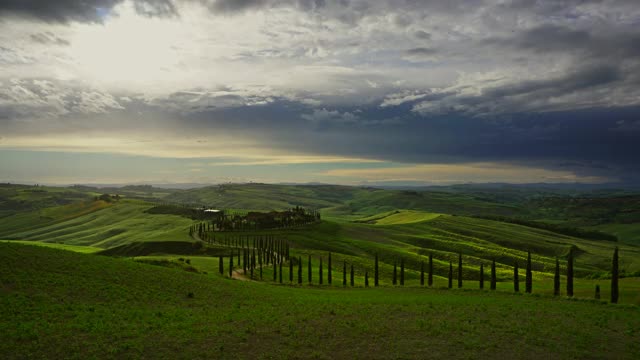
216,235 -> 290,280
93,193 -> 120,202
206,206 -> 320,231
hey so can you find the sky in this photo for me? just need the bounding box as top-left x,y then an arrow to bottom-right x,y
1,0 -> 639,186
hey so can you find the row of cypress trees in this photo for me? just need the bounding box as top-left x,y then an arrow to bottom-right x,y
216,246 -> 622,303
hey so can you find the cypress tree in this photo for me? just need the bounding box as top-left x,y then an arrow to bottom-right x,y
428,254 -> 433,287
289,258 -> 293,282
611,247 -> 619,304
479,263 -> 484,289
243,249 -> 247,275
350,264 -> 354,287
513,260 -> 519,292
525,250 -> 532,294
328,252 -> 332,285
595,284 -> 601,300
420,260 -> 425,286
554,257 -> 560,296
393,260 -> 397,285
567,248 -> 574,297
490,259 -> 496,290
448,261 -> 453,289
298,256 -> 302,284
365,271 -> 369,287
259,254 -> 263,280
219,256 -> 224,275
319,257 -> 323,285
229,255 -> 233,278
458,253 -> 463,288
343,261 -> 347,286
308,255 -> 312,283
252,248 -> 256,269
279,261 -> 283,283
250,250 -> 255,279
374,253 -> 379,287
273,260 -> 277,282
400,258 -> 404,286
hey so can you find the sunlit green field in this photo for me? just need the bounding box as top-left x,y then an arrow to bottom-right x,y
0,199 -> 193,248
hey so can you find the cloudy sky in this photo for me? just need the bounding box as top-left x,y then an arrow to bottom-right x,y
1,0 -> 639,186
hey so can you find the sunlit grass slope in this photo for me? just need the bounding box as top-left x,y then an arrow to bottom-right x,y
0,199 -> 194,248
354,210 -> 441,225
2,243 -> 639,359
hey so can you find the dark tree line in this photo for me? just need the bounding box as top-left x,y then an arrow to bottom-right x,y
213,244 -> 624,303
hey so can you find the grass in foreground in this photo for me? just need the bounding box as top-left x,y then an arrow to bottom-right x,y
1,242 -> 639,359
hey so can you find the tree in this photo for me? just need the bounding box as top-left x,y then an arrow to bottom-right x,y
595,284 -> 601,300
319,257 -> 323,285
525,250 -> 532,294
243,249 -> 247,275
219,256 -> 224,275
457,253 -> 463,288
393,260 -> 397,285
365,271 -> 369,287
343,261 -> 347,286
513,260 -> 519,292
428,254 -> 433,287
420,260 -> 425,286
400,258 -> 405,286
298,256 -> 302,284
479,263 -> 484,289
567,248 -> 574,297
611,247 -> 619,304
308,255 -> 312,283
229,255 -> 233,278
374,253 -> 379,287
448,261 -> 453,289
328,252 -> 332,285
273,261 -> 277,282
279,261 -> 283,283
350,264 -> 354,287
554,257 -> 560,296
289,258 -> 293,282
490,259 -> 496,290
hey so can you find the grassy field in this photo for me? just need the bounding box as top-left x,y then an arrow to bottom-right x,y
353,210 -> 442,225
2,242 -> 639,359
0,199 -> 194,248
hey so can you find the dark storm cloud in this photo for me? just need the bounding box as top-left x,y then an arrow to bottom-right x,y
483,65 -> 621,99
405,48 -> 438,56
485,24 -> 640,59
412,63 -> 630,116
209,0 -> 269,13
174,97 -> 640,173
0,0 -> 177,23
414,30 -> 431,40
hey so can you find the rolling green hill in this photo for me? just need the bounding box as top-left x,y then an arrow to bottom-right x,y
2,242 -> 639,359
353,210 -> 442,225
3,182 -> 639,242
0,199 -> 194,248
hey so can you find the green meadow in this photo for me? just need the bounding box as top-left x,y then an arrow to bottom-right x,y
1,183 -> 640,358
1,242 -> 639,359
